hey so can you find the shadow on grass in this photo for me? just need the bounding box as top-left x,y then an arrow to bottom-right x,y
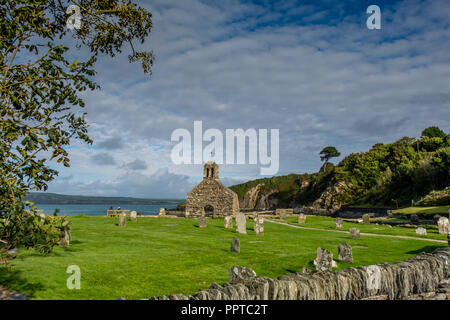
0,267 -> 44,298
59,246 -> 83,253
406,245 -> 444,255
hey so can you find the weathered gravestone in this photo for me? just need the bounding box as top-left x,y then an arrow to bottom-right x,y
433,215 -> 441,223
335,218 -> 343,229
386,210 -> 393,218
349,228 -> 360,239
362,214 -> 370,225
56,216 -> 70,247
410,214 -> 419,224
224,216 -> 233,229
415,227 -> 427,235
438,217 -> 450,234
199,216 -> 207,228
338,242 -> 353,263
276,208 -> 293,219
228,265 -> 256,283
313,247 -> 333,272
231,237 -> 240,253
158,208 -> 166,217
118,213 -> 127,227
236,212 -> 247,234
130,211 -> 137,221
298,214 -> 306,224
59,229 -> 71,247
253,216 -> 264,235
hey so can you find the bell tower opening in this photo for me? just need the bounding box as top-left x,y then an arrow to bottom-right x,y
203,161 -> 219,180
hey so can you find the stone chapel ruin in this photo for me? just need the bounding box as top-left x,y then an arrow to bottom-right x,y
185,161 -> 239,217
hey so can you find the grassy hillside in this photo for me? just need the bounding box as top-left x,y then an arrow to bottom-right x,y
1,216 -> 446,300
230,128 -> 450,209
392,205 -> 450,217
230,173 -> 310,207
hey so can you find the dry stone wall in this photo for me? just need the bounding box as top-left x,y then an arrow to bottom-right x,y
148,247 -> 450,300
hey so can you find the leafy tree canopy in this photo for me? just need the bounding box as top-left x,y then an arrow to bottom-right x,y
421,126 -> 446,139
0,0 -> 153,258
319,146 -> 341,162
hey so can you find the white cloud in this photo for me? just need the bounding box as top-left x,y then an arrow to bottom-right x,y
44,0 -> 450,198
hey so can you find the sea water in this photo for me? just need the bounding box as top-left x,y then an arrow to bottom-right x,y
33,203 -> 179,216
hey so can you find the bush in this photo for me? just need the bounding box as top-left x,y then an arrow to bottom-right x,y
0,203 -> 68,264
419,136 -> 444,152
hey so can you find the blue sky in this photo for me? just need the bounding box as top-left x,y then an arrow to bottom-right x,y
44,0 -> 450,198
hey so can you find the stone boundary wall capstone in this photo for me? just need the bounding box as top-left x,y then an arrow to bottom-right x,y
148,247 -> 450,300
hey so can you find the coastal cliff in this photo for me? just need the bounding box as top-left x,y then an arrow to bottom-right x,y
230,130 -> 450,213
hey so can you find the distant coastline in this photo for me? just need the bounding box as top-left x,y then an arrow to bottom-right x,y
25,192 -> 184,205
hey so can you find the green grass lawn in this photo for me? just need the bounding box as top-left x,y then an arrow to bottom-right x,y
393,205 -> 450,217
279,215 -> 448,240
1,215 -> 447,300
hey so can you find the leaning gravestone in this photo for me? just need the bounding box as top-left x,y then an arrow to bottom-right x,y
349,228 -> 360,239
335,218 -> 343,229
415,227 -> 427,235
313,247 -> 333,272
199,216 -> 207,228
130,211 -> 137,221
236,212 -> 247,234
59,229 -> 71,247
158,208 -> 166,217
224,216 -> 233,229
118,213 -> 127,227
231,237 -> 240,253
228,265 -> 256,283
437,217 -> 450,234
338,242 -> 353,263
362,214 -> 370,225
253,216 -> 264,235
298,214 -> 306,224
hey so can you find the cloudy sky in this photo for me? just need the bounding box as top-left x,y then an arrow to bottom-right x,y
45,0 -> 450,198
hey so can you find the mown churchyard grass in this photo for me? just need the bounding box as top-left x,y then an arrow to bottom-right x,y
1,215 -> 446,300
280,215 -> 447,240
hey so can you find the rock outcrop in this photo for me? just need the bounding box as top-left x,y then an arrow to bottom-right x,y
240,184 -> 278,210
310,180 -> 353,212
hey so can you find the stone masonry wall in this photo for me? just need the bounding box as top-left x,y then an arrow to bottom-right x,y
148,247 -> 450,300
186,179 -> 239,217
